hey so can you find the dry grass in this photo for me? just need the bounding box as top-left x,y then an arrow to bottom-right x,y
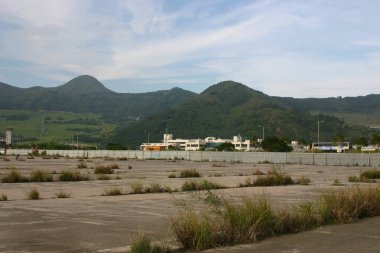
170,187 -> 380,251
30,169 -> 53,182
180,169 -> 201,178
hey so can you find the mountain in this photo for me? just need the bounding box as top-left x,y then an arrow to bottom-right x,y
276,95 -> 380,128
109,81 -> 374,148
0,75 -> 196,121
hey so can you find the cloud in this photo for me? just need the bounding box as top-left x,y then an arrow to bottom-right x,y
0,0 -> 380,97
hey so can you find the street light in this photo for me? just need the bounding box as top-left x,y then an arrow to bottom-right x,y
317,121 -> 324,147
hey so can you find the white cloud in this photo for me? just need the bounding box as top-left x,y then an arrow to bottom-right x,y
0,0 -> 380,97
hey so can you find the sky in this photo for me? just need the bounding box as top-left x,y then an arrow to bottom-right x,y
0,0 -> 380,98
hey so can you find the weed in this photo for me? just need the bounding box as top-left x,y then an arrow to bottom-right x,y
211,163 -> 226,167
30,169 -> 53,182
55,189 -> 71,198
295,176 -> 311,185
77,161 -> 87,169
128,165 -> 133,169
360,170 -> 380,179
145,183 -> 163,193
59,170 -> 89,181
0,193 -> 8,201
170,187 -> 380,251
181,180 -> 225,191
27,188 -> 40,200
94,165 -> 114,174
1,168 -> 28,183
131,182 -> 144,194
130,231 -> 172,253
252,169 -> 265,175
168,173 -> 177,178
103,187 -> 123,196
332,179 -> 343,186
97,174 -> 110,180
240,173 -> 294,187
180,169 -> 201,178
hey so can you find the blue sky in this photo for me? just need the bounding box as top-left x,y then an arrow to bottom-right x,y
0,0 -> 379,97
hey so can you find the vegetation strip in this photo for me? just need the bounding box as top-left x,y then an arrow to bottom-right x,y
169,187 -> 380,251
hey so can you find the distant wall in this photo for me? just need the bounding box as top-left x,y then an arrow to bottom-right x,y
6,149 -> 380,167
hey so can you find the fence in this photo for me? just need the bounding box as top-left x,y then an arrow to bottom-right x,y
6,149 -> 380,167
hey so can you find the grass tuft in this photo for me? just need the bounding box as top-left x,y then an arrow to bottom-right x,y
30,169 -> 53,182
59,170 -> 89,181
94,165 -> 114,174
55,189 -> 71,198
181,180 -> 225,192
1,168 -> 28,183
180,169 -> 201,178
103,187 -> 123,196
27,188 -> 40,200
0,193 -> 8,201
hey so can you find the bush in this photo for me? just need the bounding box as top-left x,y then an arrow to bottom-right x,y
30,170 -> 53,182
59,170 -> 89,181
1,169 -> 28,183
27,188 -> 40,200
180,169 -> 201,178
181,180 -> 225,192
94,165 -> 114,174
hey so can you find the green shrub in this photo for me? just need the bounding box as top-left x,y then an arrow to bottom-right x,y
180,169 -> 201,178
30,169 -> 53,182
59,170 -> 89,181
1,169 -> 28,183
27,188 -> 40,200
94,165 -> 114,174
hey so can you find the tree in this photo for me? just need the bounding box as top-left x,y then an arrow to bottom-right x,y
333,134 -> 345,142
371,134 -> 380,146
261,136 -> 293,152
354,137 -> 368,146
217,142 -> 235,151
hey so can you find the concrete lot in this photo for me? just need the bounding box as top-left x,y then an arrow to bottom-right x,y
0,156 -> 379,252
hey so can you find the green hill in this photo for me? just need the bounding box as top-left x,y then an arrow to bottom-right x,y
109,81 -> 374,148
0,75 -> 196,121
276,95 -> 380,128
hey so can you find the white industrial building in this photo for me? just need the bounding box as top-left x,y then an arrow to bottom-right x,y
140,134 -> 251,151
